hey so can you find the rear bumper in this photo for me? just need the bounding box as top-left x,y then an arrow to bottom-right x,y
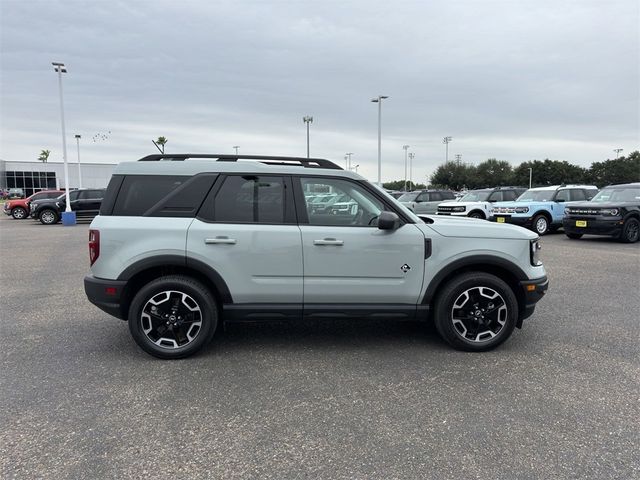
563,217 -> 623,236
84,275 -> 128,320
518,276 -> 549,324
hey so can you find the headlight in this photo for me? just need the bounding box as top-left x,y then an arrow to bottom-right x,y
453,206 -> 466,212
530,240 -> 542,266
515,207 -> 529,213
601,208 -> 619,216
564,208 -> 571,214
55,202 -> 60,208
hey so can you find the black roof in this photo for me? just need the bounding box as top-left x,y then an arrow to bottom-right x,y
137,154 -> 342,170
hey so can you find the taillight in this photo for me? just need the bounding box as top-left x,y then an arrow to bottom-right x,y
89,229 -> 100,266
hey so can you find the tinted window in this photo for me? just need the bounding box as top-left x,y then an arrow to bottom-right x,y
503,190 -> 518,201
79,189 -> 104,200
113,176 -> 187,216
213,175 -> 284,223
300,177 -> 383,227
488,192 -> 503,202
430,192 -> 443,202
555,190 -> 570,202
416,192 -> 430,202
441,191 -> 456,200
570,189 -> 586,201
585,189 -> 598,200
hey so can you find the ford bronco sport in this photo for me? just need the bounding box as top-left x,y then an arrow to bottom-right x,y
84,154 -> 548,359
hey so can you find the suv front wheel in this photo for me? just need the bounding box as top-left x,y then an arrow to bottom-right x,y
433,272 -> 518,351
128,275 -> 218,359
39,209 -> 59,225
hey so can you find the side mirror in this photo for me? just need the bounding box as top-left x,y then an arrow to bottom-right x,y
556,198 -> 566,203
378,211 -> 400,230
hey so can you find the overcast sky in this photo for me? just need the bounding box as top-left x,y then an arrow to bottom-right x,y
1,0 -> 638,182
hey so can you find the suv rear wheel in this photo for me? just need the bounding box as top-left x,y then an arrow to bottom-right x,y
128,275 -> 218,359
620,218 -> 639,243
11,207 -> 27,219
39,209 -> 59,225
433,272 -> 518,351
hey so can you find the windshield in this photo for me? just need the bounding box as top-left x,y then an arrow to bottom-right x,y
398,192 -> 419,202
591,187 -> 640,203
516,190 -> 555,202
459,190 -> 491,202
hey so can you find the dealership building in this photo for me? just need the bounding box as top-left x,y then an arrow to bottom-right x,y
0,159 -> 117,197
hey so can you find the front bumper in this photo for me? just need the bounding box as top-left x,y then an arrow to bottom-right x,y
563,217 -> 623,237
490,214 -> 533,228
518,276 -> 549,324
84,275 -> 128,320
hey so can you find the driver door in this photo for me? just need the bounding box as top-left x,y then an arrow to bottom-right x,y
296,177 -> 426,305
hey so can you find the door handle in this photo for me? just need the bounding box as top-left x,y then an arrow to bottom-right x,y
313,238 -> 344,246
205,236 -> 237,245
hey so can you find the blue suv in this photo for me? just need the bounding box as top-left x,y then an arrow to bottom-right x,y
490,185 -> 598,235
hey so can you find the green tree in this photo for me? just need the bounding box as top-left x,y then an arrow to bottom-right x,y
586,151 -> 640,187
430,162 -> 476,190
38,149 -> 50,163
382,180 -> 426,191
153,136 -> 168,153
474,159 -> 513,187
512,159 -> 586,187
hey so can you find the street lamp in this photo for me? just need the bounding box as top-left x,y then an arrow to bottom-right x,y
303,116 -> 313,158
233,145 -> 240,155
443,136 -> 452,162
52,62 -> 74,225
345,152 -> 353,170
408,152 -> 415,189
352,164 -> 360,173
613,148 -> 623,159
371,95 -> 389,185
402,145 -> 410,191
74,135 -> 83,189
528,167 -> 533,189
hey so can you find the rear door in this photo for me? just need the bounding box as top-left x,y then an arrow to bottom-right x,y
187,174 -> 303,305
295,176 -> 426,305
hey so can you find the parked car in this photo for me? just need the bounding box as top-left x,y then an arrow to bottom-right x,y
398,189 -> 457,214
490,184 -> 598,235
3,189 -> 64,219
437,187 -> 526,219
84,153 -> 547,359
7,188 -> 25,199
31,188 -> 105,224
563,182 -> 640,243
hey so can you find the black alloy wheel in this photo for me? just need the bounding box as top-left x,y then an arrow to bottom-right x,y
620,218 -> 639,243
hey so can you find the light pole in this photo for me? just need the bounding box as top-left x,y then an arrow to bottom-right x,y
613,148 -> 623,159
352,164 -> 360,173
443,136 -> 452,162
345,152 -> 353,170
402,145 -> 410,190
303,116 -> 313,158
75,135 -> 83,189
371,95 -> 389,185
528,167 -> 533,189
408,152 -> 415,189
53,62 -> 74,225
455,154 -> 462,165
233,145 -> 240,155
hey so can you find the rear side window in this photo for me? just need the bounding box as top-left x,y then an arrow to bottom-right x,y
441,191 -> 456,200
430,192 -> 443,202
213,175 -> 285,224
488,192 -> 503,202
570,189 -> 586,201
113,176 -> 188,216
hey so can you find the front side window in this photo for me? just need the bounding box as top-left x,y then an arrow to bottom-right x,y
398,192 -> 419,202
517,189 -> 554,202
554,190 -> 570,202
488,192 -> 504,202
416,192 -> 431,202
213,175 -> 285,224
300,178 -> 384,227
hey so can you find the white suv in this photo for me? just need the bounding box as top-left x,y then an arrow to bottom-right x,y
437,187 -> 526,219
84,154 -> 548,359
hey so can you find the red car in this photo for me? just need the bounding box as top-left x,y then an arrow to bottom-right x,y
3,190 -> 65,219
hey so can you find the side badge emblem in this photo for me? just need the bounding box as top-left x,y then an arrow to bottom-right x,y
401,264 -> 411,273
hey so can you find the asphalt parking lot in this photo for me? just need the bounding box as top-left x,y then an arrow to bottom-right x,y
1,215 -> 638,479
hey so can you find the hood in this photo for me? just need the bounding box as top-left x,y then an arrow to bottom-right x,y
439,200 -> 485,207
565,201 -> 637,209
417,214 -> 537,240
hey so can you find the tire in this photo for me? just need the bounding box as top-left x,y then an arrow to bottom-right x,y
468,211 -> 485,219
566,233 -> 583,239
532,214 -> 549,235
433,272 -> 518,351
620,217 -> 639,244
11,207 -> 27,219
128,275 -> 218,359
39,209 -> 59,225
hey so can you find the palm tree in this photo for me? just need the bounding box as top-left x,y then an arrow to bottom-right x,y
152,136 -> 168,154
38,149 -> 51,162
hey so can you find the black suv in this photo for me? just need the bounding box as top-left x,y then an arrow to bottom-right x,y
31,188 -> 106,225
563,182 -> 640,243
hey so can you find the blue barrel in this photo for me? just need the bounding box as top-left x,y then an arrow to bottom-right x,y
61,211 -> 77,226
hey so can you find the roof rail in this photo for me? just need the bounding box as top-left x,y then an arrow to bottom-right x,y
137,154 -> 342,170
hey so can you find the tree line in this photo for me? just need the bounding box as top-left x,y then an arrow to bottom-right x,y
426,151 -> 639,190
